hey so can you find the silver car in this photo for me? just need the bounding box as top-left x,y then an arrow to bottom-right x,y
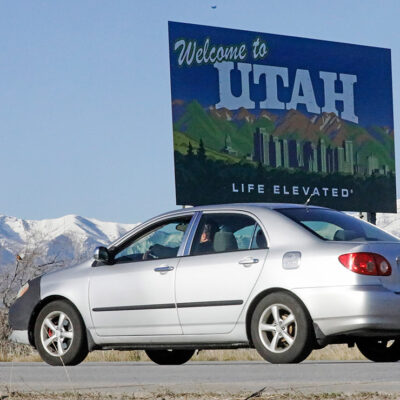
8,203 -> 400,366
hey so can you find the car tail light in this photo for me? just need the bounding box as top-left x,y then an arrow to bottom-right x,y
338,252 -> 392,276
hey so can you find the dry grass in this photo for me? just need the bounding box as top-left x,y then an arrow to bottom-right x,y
308,344 -> 366,361
83,345 -> 366,363
0,309 -> 37,362
0,389 -> 397,400
85,350 -> 147,362
0,346 -> 365,363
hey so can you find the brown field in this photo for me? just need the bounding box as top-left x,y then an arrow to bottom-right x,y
0,345 -> 366,363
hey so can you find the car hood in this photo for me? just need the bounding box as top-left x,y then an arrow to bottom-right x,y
42,258 -> 93,279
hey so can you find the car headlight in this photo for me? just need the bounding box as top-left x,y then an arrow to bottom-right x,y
16,283 -> 29,299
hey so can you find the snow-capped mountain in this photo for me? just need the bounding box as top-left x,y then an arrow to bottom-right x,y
0,214 -> 138,267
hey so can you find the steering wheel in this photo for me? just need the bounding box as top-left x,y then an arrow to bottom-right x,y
143,246 -> 157,260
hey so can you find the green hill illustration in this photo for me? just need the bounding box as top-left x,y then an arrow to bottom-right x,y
173,100 -> 394,177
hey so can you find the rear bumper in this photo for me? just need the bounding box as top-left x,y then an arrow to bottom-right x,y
9,330 -> 30,345
294,285 -> 400,337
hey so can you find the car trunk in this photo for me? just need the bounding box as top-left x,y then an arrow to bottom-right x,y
364,242 -> 400,292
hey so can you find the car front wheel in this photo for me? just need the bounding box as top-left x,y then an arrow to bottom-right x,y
145,349 -> 195,365
250,292 -> 313,364
34,300 -> 88,366
357,338 -> 400,362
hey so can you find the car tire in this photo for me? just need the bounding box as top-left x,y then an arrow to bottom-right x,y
34,300 -> 88,366
250,292 -> 314,364
356,338 -> 400,362
145,349 -> 195,365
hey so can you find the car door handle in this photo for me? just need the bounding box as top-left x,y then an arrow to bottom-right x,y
238,257 -> 259,266
154,265 -> 175,274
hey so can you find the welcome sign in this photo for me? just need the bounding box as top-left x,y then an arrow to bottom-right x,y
168,22 -> 396,212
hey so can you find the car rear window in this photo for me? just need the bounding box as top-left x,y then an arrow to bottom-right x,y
276,208 -> 399,242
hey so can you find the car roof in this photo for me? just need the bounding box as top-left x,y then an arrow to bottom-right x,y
155,202 -> 329,219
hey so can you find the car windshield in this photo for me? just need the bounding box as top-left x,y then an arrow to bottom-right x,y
276,207 -> 399,242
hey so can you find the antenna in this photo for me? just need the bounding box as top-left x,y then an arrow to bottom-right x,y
304,193 -> 315,207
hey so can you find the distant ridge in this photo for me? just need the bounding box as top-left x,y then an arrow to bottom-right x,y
0,214 -> 137,267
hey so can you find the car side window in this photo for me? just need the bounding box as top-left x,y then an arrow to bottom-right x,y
114,217 -> 191,263
190,213 -> 267,256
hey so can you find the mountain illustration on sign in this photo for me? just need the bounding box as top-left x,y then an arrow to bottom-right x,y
172,99 -> 394,177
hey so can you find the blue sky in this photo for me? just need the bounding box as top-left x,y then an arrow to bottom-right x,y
0,0 -> 399,223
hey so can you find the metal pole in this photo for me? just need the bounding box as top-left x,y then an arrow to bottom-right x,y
366,212 -> 376,225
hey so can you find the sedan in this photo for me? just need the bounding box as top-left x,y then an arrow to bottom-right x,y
8,203 -> 400,365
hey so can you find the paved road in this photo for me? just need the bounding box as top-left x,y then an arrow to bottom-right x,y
1,361 -> 400,395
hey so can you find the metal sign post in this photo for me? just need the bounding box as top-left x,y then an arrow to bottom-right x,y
367,212 -> 377,225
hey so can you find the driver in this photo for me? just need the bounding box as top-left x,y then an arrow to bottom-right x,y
195,221 -> 219,254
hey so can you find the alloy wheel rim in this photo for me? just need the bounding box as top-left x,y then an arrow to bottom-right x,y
40,311 -> 74,357
258,303 -> 297,353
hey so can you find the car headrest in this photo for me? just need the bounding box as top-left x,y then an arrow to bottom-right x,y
256,229 -> 267,248
213,232 -> 238,253
333,229 -> 359,241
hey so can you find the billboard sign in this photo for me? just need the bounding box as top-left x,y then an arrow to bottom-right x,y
168,22 -> 395,212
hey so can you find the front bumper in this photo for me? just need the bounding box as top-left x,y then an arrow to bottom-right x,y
9,330 -> 30,345
294,285 -> 400,337
8,276 -> 41,347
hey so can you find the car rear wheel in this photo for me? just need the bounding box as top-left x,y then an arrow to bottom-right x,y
251,292 -> 313,364
145,349 -> 195,365
34,300 -> 88,366
357,338 -> 400,362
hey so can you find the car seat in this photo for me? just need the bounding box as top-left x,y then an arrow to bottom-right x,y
213,231 -> 238,252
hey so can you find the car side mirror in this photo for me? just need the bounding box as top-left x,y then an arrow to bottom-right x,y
93,246 -> 110,262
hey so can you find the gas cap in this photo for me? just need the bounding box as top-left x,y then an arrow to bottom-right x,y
282,251 -> 301,270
